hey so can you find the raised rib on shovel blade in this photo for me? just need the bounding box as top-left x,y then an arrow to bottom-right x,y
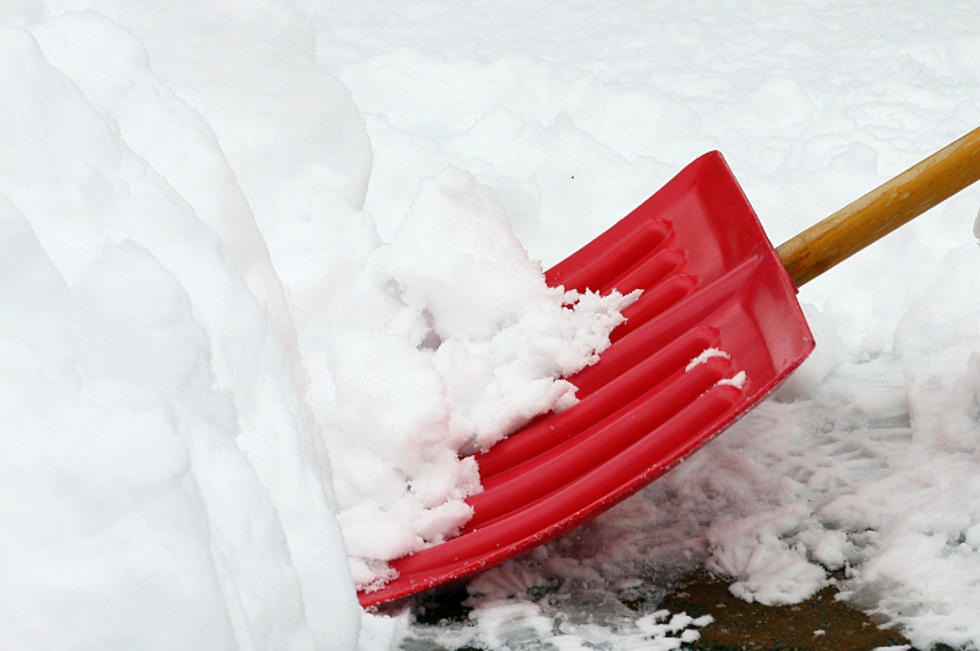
359,125 -> 980,607
359,151 -> 815,607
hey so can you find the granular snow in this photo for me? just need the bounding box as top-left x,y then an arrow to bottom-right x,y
3,1 -> 980,650
324,167 -> 636,589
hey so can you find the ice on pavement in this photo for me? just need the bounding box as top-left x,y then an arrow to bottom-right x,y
3,1 -> 980,650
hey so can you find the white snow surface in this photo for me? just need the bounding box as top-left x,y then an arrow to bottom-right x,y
0,1 -> 632,648
3,1 -> 980,650
332,167 -> 635,589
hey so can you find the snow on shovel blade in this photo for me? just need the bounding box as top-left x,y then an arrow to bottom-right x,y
359,151 -> 815,607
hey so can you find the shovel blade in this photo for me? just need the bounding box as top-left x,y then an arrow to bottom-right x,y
360,151 -> 814,607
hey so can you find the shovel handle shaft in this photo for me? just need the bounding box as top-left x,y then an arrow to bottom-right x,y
776,125 -> 980,286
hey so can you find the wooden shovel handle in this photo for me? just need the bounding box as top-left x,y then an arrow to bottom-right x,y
776,125 -> 980,286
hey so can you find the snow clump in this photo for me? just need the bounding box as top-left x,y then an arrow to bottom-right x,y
328,168 -> 638,589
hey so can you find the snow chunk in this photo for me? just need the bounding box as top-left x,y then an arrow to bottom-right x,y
326,168 -> 638,588
686,347 -> 730,372
717,371 -> 747,389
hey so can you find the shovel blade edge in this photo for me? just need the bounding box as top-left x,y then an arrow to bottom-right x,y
360,151 -> 814,608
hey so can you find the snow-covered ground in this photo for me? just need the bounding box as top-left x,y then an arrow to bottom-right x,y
2,1 -> 979,649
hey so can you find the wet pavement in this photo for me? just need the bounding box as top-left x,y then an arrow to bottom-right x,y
661,571 -> 919,650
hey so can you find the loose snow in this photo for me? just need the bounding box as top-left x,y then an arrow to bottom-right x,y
2,1 -> 979,650
329,167 -> 636,590
685,347 -> 731,372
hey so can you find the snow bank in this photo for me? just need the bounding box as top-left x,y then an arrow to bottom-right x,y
0,4 -> 360,648
2,2 -> 637,647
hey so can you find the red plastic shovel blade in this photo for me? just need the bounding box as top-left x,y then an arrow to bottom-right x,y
359,151 -> 814,608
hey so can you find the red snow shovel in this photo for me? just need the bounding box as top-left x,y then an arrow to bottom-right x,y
359,126 -> 980,608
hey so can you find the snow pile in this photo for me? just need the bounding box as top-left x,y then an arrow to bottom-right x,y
0,7 -> 358,647
1,1 -> 635,646
326,168 -> 635,589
